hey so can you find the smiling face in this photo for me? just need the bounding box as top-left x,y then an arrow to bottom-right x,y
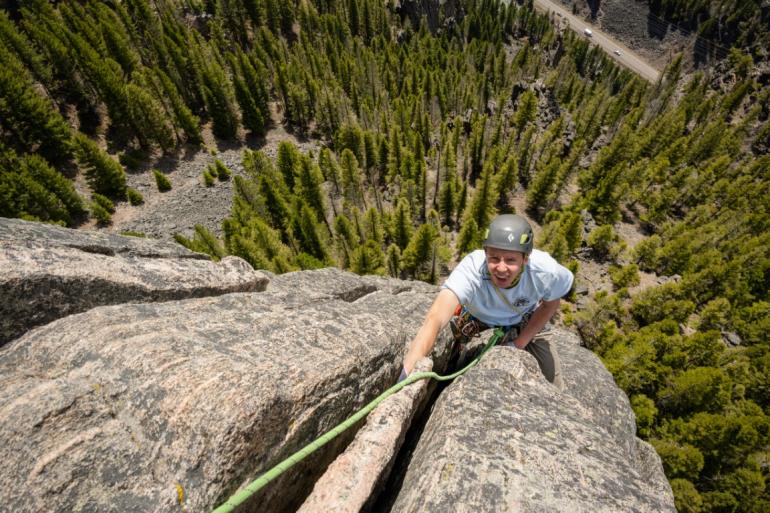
485,246 -> 528,288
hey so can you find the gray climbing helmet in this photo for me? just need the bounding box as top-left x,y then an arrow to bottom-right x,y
482,214 -> 534,254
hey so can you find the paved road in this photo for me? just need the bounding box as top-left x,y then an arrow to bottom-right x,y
532,0 -> 661,83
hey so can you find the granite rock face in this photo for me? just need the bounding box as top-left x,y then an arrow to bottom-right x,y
389,329 -> 675,513
0,217 -> 204,258
298,357 -> 434,513
0,217 -> 268,345
0,265 -> 451,513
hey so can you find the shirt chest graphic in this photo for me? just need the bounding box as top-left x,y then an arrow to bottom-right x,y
512,297 -> 531,308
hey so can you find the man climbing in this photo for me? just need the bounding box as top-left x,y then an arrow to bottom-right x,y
400,214 -> 574,388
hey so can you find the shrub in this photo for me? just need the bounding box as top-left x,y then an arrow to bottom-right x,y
202,170 -> 215,186
630,394 -> 657,438
697,297 -> 730,331
90,201 -> 112,224
126,188 -> 144,205
214,159 -> 231,180
119,151 -> 143,171
609,263 -> 640,289
670,479 -> 703,513
91,193 -> 115,213
153,169 -> 172,192
587,224 -> 624,260
633,234 -> 662,271
630,283 -> 695,325
651,439 -> 704,481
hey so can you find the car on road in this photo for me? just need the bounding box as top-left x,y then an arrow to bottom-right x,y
583,28 -> 593,37
613,49 -> 622,56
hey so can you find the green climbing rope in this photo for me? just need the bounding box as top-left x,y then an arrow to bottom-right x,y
212,328 -> 505,513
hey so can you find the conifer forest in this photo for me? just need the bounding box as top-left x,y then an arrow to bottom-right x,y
0,0 -> 768,511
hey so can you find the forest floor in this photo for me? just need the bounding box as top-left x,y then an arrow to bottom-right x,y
85,103 -> 321,241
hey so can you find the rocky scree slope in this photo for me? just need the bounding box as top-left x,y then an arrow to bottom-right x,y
0,218 -> 673,512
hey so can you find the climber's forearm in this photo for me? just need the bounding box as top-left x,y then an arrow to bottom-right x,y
513,299 -> 560,349
403,289 -> 459,373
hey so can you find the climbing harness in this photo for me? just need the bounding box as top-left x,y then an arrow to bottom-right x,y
450,303 -> 530,348
212,327 -> 506,513
450,304 -> 490,340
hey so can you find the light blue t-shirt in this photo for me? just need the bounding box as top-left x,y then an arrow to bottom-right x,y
442,249 -> 574,327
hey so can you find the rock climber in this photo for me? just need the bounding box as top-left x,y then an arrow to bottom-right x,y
400,214 -> 574,388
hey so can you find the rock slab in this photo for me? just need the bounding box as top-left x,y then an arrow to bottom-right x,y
390,329 -> 675,513
0,217 -> 268,345
0,267 -> 452,513
297,357 -> 434,513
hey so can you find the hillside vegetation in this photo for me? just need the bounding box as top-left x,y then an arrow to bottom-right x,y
0,1 -> 768,511
649,0 -> 770,55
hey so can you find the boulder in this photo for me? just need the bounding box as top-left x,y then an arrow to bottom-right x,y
0,268 -> 453,513
721,331 -> 742,346
0,218 -> 268,345
389,329 -> 675,513
0,217 -> 204,259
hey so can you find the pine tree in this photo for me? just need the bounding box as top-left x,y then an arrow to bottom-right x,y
0,67 -> 73,163
229,50 -> 268,136
526,157 -> 561,217
401,222 -> 440,282
334,213 -> 360,268
296,155 -> 329,231
386,243 -> 401,277
362,207 -> 385,244
293,201 -> 332,264
277,141 -> 300,191
464,164 -> 498,232
516,126 -> 537,187
340,148 -> 365,208
126,188 -> 144,205
214,160 -> 232,181
192,37 -> 239,140
152,169 -> 172,192
0,10 -> 52,87
24,155 -> 86,219
259,169 -> 293,230
493,156 -> 518,208
73,134 -> 127,197
126,83 -> 176,151
0,152 -> 85,225
514,90 -> 538,135
152,68 -> 202,144
350,240 -> 386,275
468,116 -> 486,182
456,218 -> 480,256
90,199 -> 112,225
226,216 -> 296,273
319,148 -> 342,195
392,198 -> 413,250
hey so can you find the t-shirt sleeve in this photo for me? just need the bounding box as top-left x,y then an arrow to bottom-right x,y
441,253 -> 479,305
542,260 -> 574,301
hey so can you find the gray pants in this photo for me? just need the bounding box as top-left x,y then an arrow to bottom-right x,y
501,329 -> 563,389
453,323 -> 563,389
